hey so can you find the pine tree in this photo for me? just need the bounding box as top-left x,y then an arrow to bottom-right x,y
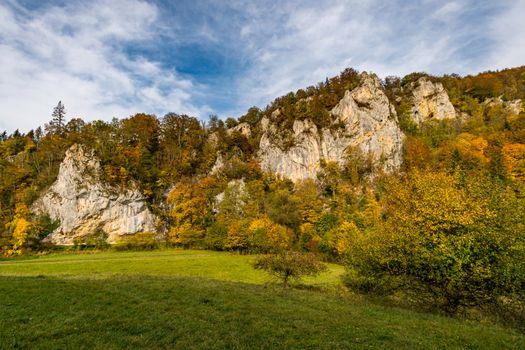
48,101 -> 66,135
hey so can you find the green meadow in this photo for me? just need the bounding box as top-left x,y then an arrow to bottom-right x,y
1,249 -> 523,349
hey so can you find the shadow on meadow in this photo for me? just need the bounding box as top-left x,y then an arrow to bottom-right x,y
1,275 -> 524,349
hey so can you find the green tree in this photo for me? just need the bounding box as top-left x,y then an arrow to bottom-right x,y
47,101 -> 66,135
345,170 -> 524,314
253,251 -> 327,288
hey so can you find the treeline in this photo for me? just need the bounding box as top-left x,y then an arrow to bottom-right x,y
0,111 -> 255,254
1,66 -> 525,316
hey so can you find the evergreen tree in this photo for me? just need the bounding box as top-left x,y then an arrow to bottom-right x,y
48,101 -> 66,135
34,126 -> 42,143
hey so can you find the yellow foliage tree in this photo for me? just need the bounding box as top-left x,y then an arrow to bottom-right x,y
455,133 -> 490,167
386,171 -> 492,236
248,216 -> 291,252
294,179 -> 323,225
167,177 -> 218,246
346,170 -> 501,313
226,216 -> 291,253
326,221 -> 360,257
502,143 -> 525,182
5,203 -> 32,256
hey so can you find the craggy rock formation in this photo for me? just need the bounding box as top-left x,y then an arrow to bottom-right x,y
32,144 -> 156,244
210,153 -> 225,175
483,97 -> 523,115
227,122 -> 252,138
257,73 -> 405,181
410,77 -> 457,125
214,179 -> 247,213
506,99 -> 523,115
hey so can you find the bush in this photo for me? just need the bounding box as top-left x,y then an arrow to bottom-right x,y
72,230 -> 110,251
114,232 -> 159,251
168,224 -> 206,249
253,251 -> 327,288
225,217 -> 292,254
205,222 -> 228,250
344,171 -> 525,314
25,215 -> 60,251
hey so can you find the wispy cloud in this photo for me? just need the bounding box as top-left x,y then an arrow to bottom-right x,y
229,0 -> 513,115
487,0 -> 525,71
0,0 -> 524,133
0,0 -> 209,132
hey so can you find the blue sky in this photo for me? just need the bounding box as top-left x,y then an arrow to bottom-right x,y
1,0 -> 524,132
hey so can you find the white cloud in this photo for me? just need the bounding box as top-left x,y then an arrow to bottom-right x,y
432,1 -> 463,19
230,0 -> 449,113
487,0 -> 525,71
1,0 -> 523,132
227,0 -> 523,117
0,0 -> 206,133
233,1 -> 377,110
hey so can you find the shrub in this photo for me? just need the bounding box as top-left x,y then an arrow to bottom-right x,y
225,217 -> 292,254
72,230 -> 110,251
169,224 -> 206,249
345,171 -> 525,314
114,232 -> 159,251
205,222 -> 228,250
25,215 -> 60,251
253,251 -> 327,288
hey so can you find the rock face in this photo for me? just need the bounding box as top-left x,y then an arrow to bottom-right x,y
257,73 -> 405,181
484,97 -> 522,115
214,179 -> 246,213
227,122 -> 251,138
506,99 -> 523,115
210,153 -> 224,175
410,77 -> 456,125
32,144 -> 156,244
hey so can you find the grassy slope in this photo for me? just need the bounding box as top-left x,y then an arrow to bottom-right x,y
0,249 -> 523,349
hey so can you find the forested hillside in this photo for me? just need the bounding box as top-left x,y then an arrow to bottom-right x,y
1,66 -> 524,314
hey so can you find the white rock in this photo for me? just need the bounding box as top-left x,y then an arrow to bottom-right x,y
227,122 -> 251,138
483,97 -> 522,115
32,144 -> 156,244
257,73 -> 405,181
410,77 -> 456,125
506,99 -> 523,115
210,153 -> 224,175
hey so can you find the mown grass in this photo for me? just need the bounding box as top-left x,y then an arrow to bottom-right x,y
1,249 -> 523,349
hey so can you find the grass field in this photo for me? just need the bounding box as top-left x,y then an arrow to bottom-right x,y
1,249 -> 523,349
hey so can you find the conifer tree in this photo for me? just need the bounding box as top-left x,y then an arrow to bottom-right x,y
47,101 -> 66,135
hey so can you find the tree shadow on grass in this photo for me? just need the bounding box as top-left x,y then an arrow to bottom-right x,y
0,275 -> 523,349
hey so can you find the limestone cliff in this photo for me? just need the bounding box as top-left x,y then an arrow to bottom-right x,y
483,97 -> 523,115
410,77 -> 456,125
257,73 -> 405,181
32,144 -> 156,244
227,122 -> 251,138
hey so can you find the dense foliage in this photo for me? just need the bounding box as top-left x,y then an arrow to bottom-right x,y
253,251 -> 327,288
1,66 -> 524,316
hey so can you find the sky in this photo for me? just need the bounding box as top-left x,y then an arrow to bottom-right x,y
1,0 -> 524,133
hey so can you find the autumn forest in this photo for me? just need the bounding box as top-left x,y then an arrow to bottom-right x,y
1,66 -> 525,318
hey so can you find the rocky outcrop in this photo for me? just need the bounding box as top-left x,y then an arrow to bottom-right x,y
32,144 -> 156,244
257,73 -> 405,181
214,179 -> 246,213
410,77 -> 456,125
506,99 -> 523,115
483,97 -> 522,115
210,153 -> 225,174
227,122 -> 251,138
